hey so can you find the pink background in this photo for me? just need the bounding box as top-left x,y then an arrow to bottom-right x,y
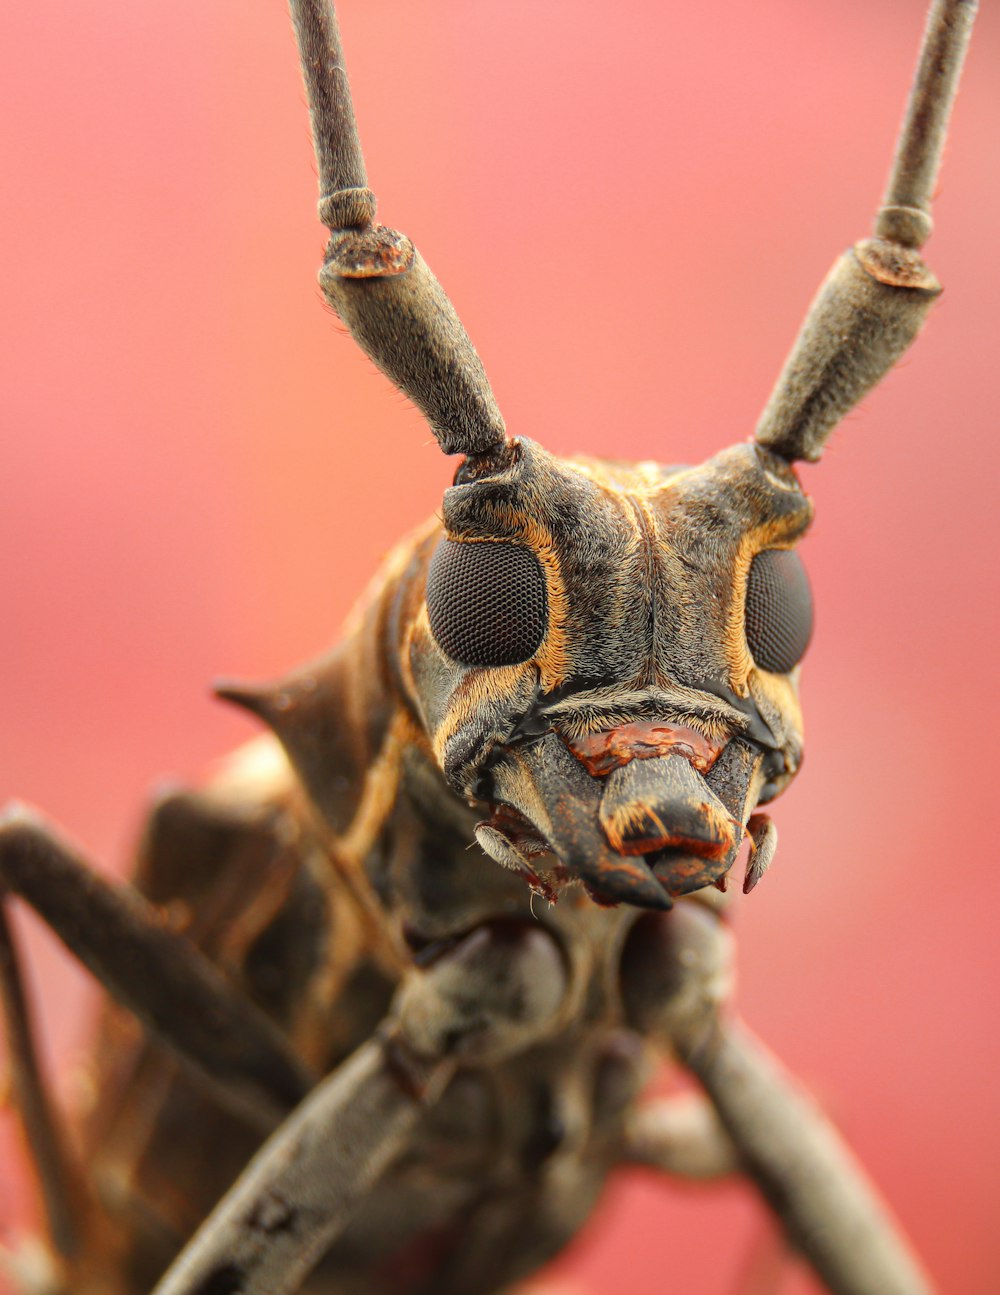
2,1 -> 999,1291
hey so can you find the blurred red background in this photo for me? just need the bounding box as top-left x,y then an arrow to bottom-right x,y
2,1 -> 998,1291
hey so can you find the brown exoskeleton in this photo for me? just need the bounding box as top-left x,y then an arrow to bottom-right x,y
0,2 -> 982,1293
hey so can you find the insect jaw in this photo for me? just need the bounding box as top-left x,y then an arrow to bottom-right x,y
469,710 -> 774,911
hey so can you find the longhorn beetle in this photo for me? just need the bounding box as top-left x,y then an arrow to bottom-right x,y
0,1 -> 991,1293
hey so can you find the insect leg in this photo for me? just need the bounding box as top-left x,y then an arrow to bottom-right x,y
149,1035 -> 454,1295
624,1094 -> 796,1295
151,919 -> 569,1295
289,0 -> 507,458
621,902 -> 934,1295
754,0 -> 977,463
0,902 -> 85,1263
0,803 -> 313,1131
680,1021 -> 935,1295
620,1091 -> 740,1180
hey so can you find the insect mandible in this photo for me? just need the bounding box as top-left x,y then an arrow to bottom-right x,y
0,2 -> 994,1295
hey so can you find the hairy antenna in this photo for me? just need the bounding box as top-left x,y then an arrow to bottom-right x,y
754,0 -> 977,463
290,0 -> 507,457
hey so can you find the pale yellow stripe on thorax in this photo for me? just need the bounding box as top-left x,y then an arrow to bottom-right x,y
324,706 -> 422,975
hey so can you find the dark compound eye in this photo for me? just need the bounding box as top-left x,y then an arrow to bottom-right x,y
426,539 -> 548,667
745,548 -> 813,673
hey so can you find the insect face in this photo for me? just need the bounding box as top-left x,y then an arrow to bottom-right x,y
405,437 -> 813,907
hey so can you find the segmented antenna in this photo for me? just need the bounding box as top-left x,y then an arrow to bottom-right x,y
289,0 -> 507,458
755,0 -> 977,463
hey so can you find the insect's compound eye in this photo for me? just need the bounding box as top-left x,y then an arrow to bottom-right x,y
744,548 -> 813,673
426,539 -> 548,667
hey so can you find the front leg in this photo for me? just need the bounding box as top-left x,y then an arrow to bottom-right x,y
620,902 -> 934,1295
152,919 -> 569,1295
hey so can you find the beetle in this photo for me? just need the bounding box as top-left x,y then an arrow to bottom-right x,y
0,0 -> 994,1289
